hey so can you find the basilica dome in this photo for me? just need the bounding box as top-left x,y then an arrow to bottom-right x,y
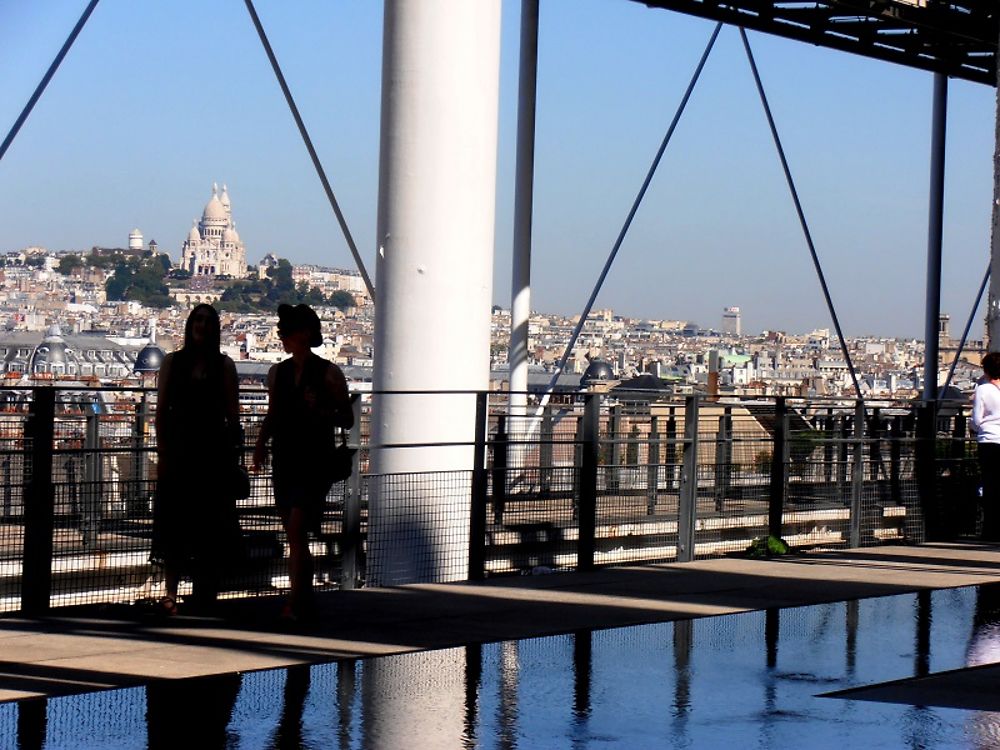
203,194 -> 227,222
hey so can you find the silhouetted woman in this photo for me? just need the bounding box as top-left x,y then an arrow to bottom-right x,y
153,304 -> 240,614
973,351 -> 1000,541
253,304 -> 352,621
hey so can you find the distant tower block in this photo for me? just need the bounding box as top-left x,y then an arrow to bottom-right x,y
128,229 -> 143,252
722,306 -> 741,336
938,313 -> 951,344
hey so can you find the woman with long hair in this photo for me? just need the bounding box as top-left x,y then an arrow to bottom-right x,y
152,304 -> 240,614
253,304 -> 353,621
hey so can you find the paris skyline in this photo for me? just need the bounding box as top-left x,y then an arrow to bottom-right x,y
0,0 -> 994,339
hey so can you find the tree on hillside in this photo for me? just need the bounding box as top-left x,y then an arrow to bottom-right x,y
328,290 -> 356,311
105,256 -> 172,308
57,255 -> 83,275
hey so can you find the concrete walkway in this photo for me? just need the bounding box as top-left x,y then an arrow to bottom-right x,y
3,542 -> 1000,703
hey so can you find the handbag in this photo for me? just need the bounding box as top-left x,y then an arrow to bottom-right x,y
230,462 -> 251,500
328,433 -> 356,486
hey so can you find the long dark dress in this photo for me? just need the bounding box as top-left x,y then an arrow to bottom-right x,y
152,350 -> 239,574
270,353 -> 339,533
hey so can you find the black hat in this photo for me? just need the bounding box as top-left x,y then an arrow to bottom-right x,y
277,304 -> 323,348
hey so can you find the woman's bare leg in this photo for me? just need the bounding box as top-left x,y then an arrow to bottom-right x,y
281,507 -> 314,615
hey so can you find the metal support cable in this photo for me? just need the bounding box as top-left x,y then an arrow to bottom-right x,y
539,22 -> 723,403
739,28 -> 863,401
0,0 -> 101,165
244,0 -> 375,300
941,263 -> 990,396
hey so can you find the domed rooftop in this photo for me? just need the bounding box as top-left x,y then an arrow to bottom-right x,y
203,194 -> 227,222
134,342 -> 165,374
220,184 -> 231,209
188,223 -> 201,242
222,226 -> 239,244
31,326 -> 69,371
580,359 -> 615,387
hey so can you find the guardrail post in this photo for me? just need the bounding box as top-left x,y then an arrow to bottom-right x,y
646,416 -> 659,515
578,393 -> 599,571
823,410 -> 834,484
768,397 -> 787,540
849,399 -> 865,547
539,404 -> 553,496
677,395 -> 700,562
714,409 -> 733,512
126,393 -> 146,518
492,415 -> 508,525
81,409 -> 101,549
666,407 -> 678,490
890,415 -> 902,506
469,392 -> 489,581
340,394 -> 363,589
608,404 -> 622,492
837,414 -> 849,499
22,388 -> 55,615
915,401 -> 937,543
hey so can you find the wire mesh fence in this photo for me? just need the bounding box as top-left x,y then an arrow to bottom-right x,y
0,386 -> 983,613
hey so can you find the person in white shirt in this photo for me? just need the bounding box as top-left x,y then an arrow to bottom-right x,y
972,352 -> 1000,540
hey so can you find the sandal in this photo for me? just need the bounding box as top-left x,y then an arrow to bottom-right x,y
155,595 -> 178,617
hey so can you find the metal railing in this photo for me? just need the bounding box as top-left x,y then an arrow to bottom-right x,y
0,386 -> 978,614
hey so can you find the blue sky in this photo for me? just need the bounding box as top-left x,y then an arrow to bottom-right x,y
0,0 -> 995,339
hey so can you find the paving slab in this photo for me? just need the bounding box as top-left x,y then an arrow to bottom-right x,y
2,542 -> 1000,703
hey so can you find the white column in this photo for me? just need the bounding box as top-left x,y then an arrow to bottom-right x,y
370,0 -> 503,585
508,0 -> 540,486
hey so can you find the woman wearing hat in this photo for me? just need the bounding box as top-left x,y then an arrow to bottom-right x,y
252,303 -> 353,620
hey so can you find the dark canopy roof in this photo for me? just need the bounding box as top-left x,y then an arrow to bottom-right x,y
635,1 -> 997,85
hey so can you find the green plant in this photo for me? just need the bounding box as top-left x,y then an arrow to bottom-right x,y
745,534 -> 790,559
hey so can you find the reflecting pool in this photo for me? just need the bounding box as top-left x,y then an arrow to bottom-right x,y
4,584 -> 1000,748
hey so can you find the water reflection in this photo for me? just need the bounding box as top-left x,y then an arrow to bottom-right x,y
272,665 -> 308,750
9,586 -> 1000,749
966,583 -> 1000,748
147,672 -> 240,750
497,641 -> 519,750
16,698 -> 45,750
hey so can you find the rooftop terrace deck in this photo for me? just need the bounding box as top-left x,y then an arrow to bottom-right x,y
3,541 -> 1000,704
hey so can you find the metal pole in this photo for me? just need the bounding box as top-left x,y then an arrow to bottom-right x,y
341,394 -> 363,589
0,0 -> 101,165
22,388 -> 55,615
578,394 -> 600,571
492,416 -> 508,525
677,396 -> 700,562
647,416 -> 660,515
243,0 -> 375,299
740,28 -> 862,400
942,263 -> 990,395
768,398 -> 787,540
509,0 -> 540,424
849,399 -> 865,547
539,23 -> 723,404
988,23 -> 1000,350
469,392 -> 489,582
923,73 -> 948,401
